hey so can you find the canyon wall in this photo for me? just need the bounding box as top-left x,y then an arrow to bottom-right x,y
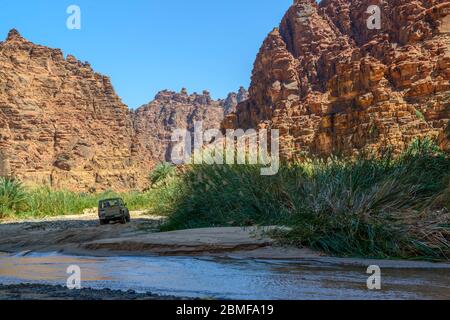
0,29 -> 144,192
133,89 -> 242,165
0,29 -> 244,191
224,0 -> 450,158
2,0 -> 449,192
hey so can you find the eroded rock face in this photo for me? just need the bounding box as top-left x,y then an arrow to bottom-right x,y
134,89 -> 240,164
223,87 -> 249,115
0,29 -> 147,192
0,30 -> 244,191
224,0 -> 450,158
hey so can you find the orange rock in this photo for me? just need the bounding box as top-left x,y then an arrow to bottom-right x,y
0,29 -> 246,191
225,0 -> 450,158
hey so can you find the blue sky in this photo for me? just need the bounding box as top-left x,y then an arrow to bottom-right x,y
0,0 -> 292,108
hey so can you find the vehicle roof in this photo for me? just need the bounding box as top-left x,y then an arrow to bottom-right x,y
99,198 -> 123,203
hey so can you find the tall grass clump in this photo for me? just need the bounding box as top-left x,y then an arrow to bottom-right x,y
278,140 -> 449,260
160,139 -> 449,260
160,164 -> 294,230
24,187 -> 98,218
149,162 -> 176,188
0,187 -> 162,219
0,177 -> 27,217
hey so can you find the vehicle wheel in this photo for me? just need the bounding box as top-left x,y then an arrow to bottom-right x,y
100,219 -> 108,225
126,215 -> 131,223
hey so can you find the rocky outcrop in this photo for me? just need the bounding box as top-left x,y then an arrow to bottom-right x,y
224,0 -> 450,158
0,29 -> 148,192
4,0 -> 448,192
223,87 -> 249,115
133,89 -> 228,164
0,29 -> 245,191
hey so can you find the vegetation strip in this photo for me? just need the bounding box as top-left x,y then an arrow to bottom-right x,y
1,140 -> 449,260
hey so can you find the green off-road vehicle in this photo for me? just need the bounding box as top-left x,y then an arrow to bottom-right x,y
98,198 -> 131,225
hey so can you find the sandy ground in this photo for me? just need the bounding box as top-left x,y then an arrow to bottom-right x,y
0,210 -> 164,254
1,211 -> 450,300
1,211 -> 449,269
0,211 -> 285,257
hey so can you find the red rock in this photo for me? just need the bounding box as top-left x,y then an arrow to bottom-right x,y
224,0 -> 450,158
0,30 -> 246,191
133,89 -> 231,165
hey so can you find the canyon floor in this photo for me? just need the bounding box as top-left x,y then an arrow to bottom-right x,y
1,212 -> 450,300
1,211 -> 449,265
0,211 -> 314,259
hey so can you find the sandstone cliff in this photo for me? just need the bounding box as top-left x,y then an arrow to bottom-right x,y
134,89 -> 232,164
0,29 -> 147,192
223,87 -> 249,115
224,0 -> 450,158
3,0 -> 449,192
0,29 -> 245,191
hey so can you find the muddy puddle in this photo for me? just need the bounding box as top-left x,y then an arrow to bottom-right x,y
0,252 -> 449,300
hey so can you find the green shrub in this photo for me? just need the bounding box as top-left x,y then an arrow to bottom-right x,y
415,108 -> 425,121
0,177 -> 27,217
24,187 -> 97,217
159,139 -> 450,260
0,186 -> 160,219
149,163 -> 176,187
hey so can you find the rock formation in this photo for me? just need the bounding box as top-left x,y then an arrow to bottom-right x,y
0,29 -> 246,191
223,87 -> 249,115
224,0 -> 450,158
134,89 -> 231,164
0,29 -> 149,191
2,0 -> 448,191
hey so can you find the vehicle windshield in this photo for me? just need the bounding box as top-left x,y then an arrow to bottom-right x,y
100,199 -> 122,209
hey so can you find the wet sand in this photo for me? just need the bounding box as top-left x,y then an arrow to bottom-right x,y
1,212 -> 449,300
1,211 -> 450,269
0,284 -> 185,300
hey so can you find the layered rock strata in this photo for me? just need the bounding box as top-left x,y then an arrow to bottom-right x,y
224,0 -> 450,158
0,29 -> 246,191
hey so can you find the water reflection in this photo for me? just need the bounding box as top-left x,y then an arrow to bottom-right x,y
0,252 -> 449,300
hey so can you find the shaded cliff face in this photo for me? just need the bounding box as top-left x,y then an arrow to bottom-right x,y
134,89 -> 244,164
0,29 -> 147,192
222,87 -> 249,115
224,0 -> 450,158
